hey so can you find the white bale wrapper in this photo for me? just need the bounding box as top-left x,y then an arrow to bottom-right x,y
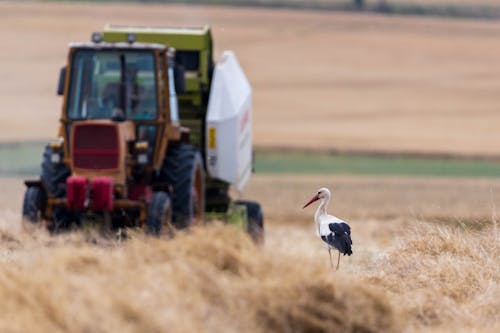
206,51 -> 252,191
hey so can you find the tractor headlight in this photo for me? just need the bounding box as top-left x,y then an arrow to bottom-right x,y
49,137 -> 64,163
49,137 -> 64,150
135,141 -> 149,164
135,141 -> 148,152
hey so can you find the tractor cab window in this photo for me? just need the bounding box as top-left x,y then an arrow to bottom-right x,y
67,49 -> 158,121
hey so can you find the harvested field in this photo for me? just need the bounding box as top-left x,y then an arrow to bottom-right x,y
0,224 -> 402,333
365,221 -> 499,332
1,1 -> 500,156
1,174 -> 499,332
241,174 -> 500,222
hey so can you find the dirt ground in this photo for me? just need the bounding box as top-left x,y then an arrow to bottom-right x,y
1,1 -> 500,156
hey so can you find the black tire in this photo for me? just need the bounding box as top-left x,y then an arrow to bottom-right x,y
147,191 -> 174,238
41,145 -> 70,198
40,145 -> 71,230
22,187 -> 40,223
159,144 -> 205,229
235,200 -> 264,243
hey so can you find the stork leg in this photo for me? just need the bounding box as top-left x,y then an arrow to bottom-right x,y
336,251 -> 341,271
328,248 -> 334,270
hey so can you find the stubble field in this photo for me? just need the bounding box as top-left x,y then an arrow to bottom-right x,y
0,1 -> 499,332
0,174 -> 499,332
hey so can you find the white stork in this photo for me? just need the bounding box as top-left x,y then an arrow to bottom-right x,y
303,187 -> 352,270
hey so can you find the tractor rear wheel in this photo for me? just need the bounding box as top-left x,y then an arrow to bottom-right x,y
235,200 -> 264,243
160,144 -> 205,229
147,191 -> 175,238
22,187 -> 41,223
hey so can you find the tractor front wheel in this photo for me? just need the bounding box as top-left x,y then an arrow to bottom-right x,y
22,187 -> 41,223
40,145 -> 71,231
147,191 -> 175,238
41,145 -> 70,198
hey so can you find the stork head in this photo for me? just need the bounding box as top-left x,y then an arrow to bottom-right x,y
303,187 -> 331,208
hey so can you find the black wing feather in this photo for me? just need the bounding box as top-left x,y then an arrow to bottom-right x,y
323,222 -> 353,255
329,222 -> 351,236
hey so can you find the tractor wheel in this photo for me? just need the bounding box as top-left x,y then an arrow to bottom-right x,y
22,187 -> 41,223
41,145 -> 70,198
147,191 -> 175,238
160,144 -> 205,229
40,145 -> 71,230
235,200 -> 264,243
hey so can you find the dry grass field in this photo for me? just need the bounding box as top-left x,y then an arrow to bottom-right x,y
1,1 -> 500,155
0,175 -> 499,332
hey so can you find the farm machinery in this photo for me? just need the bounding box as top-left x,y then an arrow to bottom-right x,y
22,25 -> 263,241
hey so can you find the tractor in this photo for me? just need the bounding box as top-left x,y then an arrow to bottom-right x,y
22,25 -> 264,241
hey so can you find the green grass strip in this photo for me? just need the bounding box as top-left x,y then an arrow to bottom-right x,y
254,151 -> 500,178
0,141 -> 45,177
2,141 -> 500,178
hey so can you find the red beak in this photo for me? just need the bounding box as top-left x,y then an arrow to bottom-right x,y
303,194 -> 319,209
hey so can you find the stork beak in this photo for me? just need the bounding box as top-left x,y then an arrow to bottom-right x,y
303,194 -> 319,208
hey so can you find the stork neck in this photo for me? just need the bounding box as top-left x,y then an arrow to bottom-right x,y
314,197 -> 329,222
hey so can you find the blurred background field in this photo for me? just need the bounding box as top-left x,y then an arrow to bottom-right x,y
2,0 -> 500,155
0,1 -> 499,332
41,0 -> 500,19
